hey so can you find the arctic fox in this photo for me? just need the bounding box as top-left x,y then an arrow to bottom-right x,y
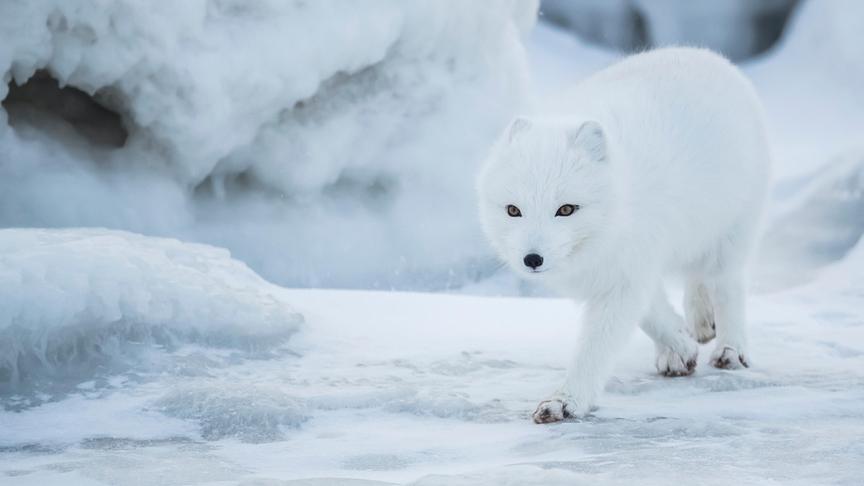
477,48 -> 770,423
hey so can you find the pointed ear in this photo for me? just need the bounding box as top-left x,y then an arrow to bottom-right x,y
568,121 -> 607,162
506,117 -> 532,143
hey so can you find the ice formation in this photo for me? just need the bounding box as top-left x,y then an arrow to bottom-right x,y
0,228 -> 301,403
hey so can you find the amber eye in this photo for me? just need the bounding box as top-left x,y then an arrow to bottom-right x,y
556,204 -> 579,217
506,204 -> 522,217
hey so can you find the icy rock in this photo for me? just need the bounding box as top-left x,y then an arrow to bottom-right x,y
541,0 -> 798,60
540,0 -> 647,51
774,0 -> 864,87
631,0 -> 797,61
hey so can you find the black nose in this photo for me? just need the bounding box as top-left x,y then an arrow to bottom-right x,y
523,253 -> 544,269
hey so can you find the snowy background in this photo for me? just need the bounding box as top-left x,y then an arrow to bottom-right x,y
1,0 -> 862,484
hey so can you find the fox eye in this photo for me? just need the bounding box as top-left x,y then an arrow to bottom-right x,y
506,204 -> 522,217
555,204 -> 579,217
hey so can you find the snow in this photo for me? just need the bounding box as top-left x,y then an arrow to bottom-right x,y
0,0 -> 537,290
742,0 -> 864,289
1,1 -> 864,485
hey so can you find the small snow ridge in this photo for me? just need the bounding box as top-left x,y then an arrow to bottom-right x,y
385,390 -> 511,423
343,454 -> 413,471
0,229 -> 302,406
305,386 -> 511,423
154,383 -> 308,442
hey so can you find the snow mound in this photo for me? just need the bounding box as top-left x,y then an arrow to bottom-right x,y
738,0 -> 864,289
0,229 -> 301,401
0,0 -> 537,290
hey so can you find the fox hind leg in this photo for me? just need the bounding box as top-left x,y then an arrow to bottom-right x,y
685,279 -> 716,344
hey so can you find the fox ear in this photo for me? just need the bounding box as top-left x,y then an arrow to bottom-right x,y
569,120 -> 607,162
506,117 -> 531,143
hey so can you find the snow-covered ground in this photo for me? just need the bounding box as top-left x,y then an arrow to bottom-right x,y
2,273 -> 863,484
2,1 -> 864,485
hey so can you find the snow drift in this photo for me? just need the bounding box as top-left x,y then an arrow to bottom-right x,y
758,151 -> 864,288
0,228 -> 301,405
744,0 -> 864,288
0,0 -> 537,290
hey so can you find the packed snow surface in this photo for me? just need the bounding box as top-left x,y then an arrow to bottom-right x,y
1,273 -> 863,484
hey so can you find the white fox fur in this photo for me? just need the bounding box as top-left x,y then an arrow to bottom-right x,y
476,47 -> 771,423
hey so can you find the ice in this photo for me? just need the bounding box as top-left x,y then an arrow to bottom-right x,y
0,228 -> 301,404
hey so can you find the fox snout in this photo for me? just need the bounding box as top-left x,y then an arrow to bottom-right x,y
523,253 -> 544,270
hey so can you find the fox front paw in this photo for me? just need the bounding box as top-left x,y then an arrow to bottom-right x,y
655,336 -> 699,377
532,395 -> 589,424
532,398 -> 570,424
656,345 -> 698,377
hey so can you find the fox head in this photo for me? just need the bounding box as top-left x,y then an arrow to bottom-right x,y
477,117 -> 614,279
